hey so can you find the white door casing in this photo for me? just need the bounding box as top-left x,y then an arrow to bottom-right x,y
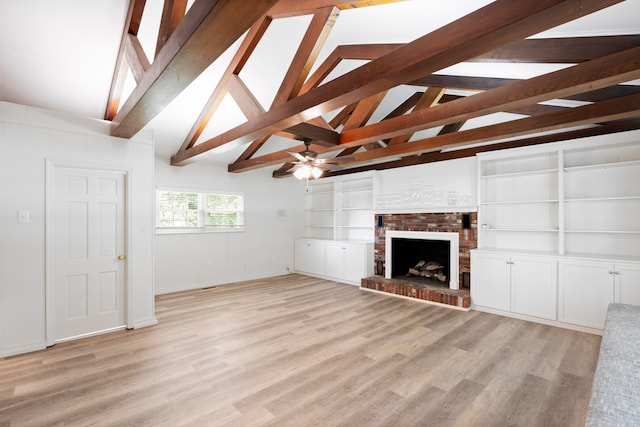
48,165 -> 126,343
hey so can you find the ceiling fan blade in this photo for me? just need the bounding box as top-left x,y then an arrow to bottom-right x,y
288,152 -> 307,162
316,156 -> 355,164
316,163 -> 341,170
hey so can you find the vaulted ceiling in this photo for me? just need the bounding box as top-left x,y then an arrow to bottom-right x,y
2,0 -> 640,178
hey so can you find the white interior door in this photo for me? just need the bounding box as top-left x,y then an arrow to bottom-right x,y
52,166 -> 126,342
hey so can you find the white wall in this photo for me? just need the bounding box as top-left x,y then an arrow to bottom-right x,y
154,158 -> 304,294
0,101 -> 155,358
376,156 -> 477,211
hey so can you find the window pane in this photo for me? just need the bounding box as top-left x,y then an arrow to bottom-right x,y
157,190 -> 244,232
205,212 -> 243,228
205,194 -> 241,211
157,191 -> 199,228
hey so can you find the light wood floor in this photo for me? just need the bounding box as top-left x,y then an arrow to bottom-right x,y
0,274 -> 601,427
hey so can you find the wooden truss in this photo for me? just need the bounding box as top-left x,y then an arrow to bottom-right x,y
105,0 -> 640,178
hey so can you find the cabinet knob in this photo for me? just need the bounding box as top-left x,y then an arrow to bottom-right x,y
608,271 -> 614,275
614,271 -> 620,275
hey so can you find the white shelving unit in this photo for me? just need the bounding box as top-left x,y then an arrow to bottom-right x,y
302,174 -> 376,242
303,181 -> 335,240
474,136 -> 640,333
563,147 -> 640,259
335,176 -> 375,241
478,151 -> 560,254
296,174 -> 377,286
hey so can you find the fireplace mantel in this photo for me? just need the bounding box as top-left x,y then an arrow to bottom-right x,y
385,230 -> 460,290
376,206 -> 477,215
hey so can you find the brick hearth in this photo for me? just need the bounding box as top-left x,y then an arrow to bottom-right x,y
361,275 -> 470,309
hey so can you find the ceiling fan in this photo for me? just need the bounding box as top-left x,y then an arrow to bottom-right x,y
289,138 -> 354,179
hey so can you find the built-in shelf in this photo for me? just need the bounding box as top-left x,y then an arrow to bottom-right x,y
565,229 -> 640,235
481,227 -> 559,232
478,139 -> 640,259
481,199 -> 558,205
341,205 -> 373,210
481,168 -> 558,180
303,175 -> 376,241
563,158 -> 640,172
565,196 -> 640,202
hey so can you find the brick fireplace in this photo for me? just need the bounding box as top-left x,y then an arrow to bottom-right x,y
361,212 -> 477,309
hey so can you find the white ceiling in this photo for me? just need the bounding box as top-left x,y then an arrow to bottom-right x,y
1,0 -> 639,165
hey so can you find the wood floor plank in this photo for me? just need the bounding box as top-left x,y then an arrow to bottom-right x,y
0,274 -> 601,426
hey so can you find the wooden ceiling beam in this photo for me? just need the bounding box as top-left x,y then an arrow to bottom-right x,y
386,87 -> 445,145
328,103 -> 358,128
227,74 -> 265,118
299,44 -> 401,94
124,34 -> 151,84
342,92 -> 387,130
342,93 -> 640,164
104,0 -> 147,120
177,16 -> 273,156
342,46 -> 640,147
300,34 -> 638,97
268,0 -> 404,18
110,0 -> 278,139
175,0 -> 623,166
439,94 -> 566,116
321,118 -> 640,177
325,91 -> 387,158
233,6 -> 340,166
284,123 -> 340,145
271,6 -> 339,106
471,35 -> 640,63
155,0 -> 188,58
228,44 -> 640,172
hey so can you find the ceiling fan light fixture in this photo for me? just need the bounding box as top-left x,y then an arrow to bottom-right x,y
293,164 -> 323,180
311,166 -> 323,179
294,164 -> 312,179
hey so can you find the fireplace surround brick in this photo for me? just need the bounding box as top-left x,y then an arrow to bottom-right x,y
364,212 -> 477,308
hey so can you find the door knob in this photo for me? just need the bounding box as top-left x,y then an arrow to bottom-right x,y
118,255 -> 126,260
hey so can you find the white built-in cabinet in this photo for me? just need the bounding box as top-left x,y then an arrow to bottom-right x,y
296,174 -> 376,286
325,241 -> 373,284
471,251 -> 557,320
295,238 -> 373,286
559,259 -> 640,329
294,239 -> 326,277
473,138 -> 640,333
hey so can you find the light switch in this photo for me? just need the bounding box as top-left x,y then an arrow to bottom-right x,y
17,210 -> 30,224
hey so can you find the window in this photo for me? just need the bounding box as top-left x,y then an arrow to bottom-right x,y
156,189 -> 244,233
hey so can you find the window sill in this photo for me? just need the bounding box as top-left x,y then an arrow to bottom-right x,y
155,228 -> 245,235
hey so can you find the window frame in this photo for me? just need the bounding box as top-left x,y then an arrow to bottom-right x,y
155,187 -> 245,234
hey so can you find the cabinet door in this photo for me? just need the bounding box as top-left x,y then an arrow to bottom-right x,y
615,263 -> 640,306
511,256 -> 557,320
559,260 -> 613,329
324,242 -> 344,279
343,244 -> 366,284
471,252 -> 510,311
294,240 -> 325,276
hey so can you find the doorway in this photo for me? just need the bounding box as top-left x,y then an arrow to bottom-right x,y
47,164 -> 127,343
